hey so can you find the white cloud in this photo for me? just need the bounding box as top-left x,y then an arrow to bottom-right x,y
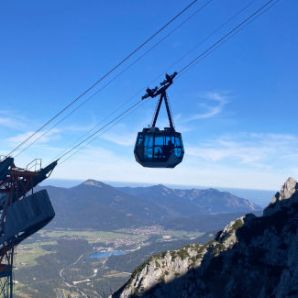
98,122 -> 140,147
100,131 -> 136,146
45,131 -> 298,191
0,116 -> 19,129
63,121 -> 98,133
8,123 -> 298,191
184,91 -> 228,122
0,111 -> 27,130
187,132 -> 298,168
7,128 -> 61,146
51,143 -> 287,191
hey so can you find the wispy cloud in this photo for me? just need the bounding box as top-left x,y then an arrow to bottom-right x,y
100,123 -> 137,146
62,120 -> 99,133
101,131 -> 136,146
187,132 -> 298,168
0,110 -> 27,130
38,128 -> 298,191
7,129 -> 61,145
51,141 -> 286,191
184,91 -> 229,122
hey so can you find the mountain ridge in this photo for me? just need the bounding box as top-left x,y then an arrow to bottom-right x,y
38,179 -> 260,231
112,177 -> 298,298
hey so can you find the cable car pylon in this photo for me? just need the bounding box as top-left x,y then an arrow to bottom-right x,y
134,72 -> 184,168
0,156 -> 57,297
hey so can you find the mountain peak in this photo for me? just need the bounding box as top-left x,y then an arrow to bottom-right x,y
154,184 -> 169,189
81,179 -> 108,188
274,177 -> 298,202
264,177 -> 298,216
149,184 -> 172,193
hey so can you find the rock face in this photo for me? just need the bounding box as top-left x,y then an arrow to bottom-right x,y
112,178 -> 298,298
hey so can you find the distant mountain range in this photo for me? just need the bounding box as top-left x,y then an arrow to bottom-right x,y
113,178 -> 298,298
40,179 -> 261,231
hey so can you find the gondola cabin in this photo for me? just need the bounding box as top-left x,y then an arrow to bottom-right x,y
134,127 -> 184,168
134,72 -> 184,168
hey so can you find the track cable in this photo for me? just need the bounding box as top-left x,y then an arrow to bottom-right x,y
54,0 -> 281,165
7,0 -> 202,157
13,0 -> 214,158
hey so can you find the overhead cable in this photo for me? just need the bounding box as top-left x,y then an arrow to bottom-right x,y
55,0 -> 281,165
179,0 -> 280,75
56,100 -> 143,162
7,0 -> 201,157
13,0 -> 213,158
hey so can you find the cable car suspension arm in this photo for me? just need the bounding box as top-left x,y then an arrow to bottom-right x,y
142,72 -> 177,129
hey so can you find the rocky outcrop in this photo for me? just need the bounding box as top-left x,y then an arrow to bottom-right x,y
113,178 -> 298,298
113,243 -> 208,298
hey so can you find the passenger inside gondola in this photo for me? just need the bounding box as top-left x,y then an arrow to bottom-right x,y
164,139 -> 174,159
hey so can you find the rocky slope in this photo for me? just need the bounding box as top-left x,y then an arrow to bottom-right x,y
112,177 -> 298,298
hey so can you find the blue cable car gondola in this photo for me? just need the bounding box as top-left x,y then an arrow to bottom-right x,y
134,72 -> 184,168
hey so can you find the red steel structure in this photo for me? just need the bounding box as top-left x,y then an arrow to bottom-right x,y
0,156 -> 57,297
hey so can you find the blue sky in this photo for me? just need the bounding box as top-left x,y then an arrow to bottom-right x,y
0,0 -> 297,190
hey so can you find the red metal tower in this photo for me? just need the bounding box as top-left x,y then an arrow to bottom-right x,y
0,156 -> 57,297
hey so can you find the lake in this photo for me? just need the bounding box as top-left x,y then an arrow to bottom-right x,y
89,250 -> 126,259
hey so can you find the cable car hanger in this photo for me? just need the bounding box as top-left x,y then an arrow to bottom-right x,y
142,72 -> 177,130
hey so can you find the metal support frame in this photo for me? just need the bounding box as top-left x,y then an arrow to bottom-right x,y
0,157 -> 57,298
0,165 -> 32,298
151,91 -> 175,129
142,72 -> 177,130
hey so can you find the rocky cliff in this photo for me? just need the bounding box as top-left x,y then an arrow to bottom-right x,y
112,177 -> 298,298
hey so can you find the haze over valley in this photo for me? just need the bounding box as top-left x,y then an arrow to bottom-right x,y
14,180 -> 260,297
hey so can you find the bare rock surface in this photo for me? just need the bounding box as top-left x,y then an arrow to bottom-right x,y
112,178 -> 298,298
